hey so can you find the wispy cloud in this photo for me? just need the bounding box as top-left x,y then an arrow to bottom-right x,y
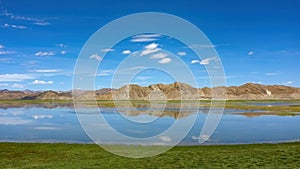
140,43 -> 161,56
89,54 -> 102,61
177,52 -> 186,56
32,80 -> 54,85
2,23 -> 27,29
11,83 -> 24,88
248,51 -> 255,56
158,57 -> 172,64
0,83 -> 9,86
133,34 -> 162,38
101,48 -> 115,52
35,51 -> 55,56
131,38 -> 157,42
0,51 -> 15,55
1,9 -> 50,26
0,58 -> 12,63
135,76 -> 151,81
200,58 -> 214,65
122,50 -> 131,55
283,81 -> 293,85
191,60 -> 200,64
33,22 -> 50,26
31,69 -> 62,73
21,60 -> 39,66
188,44 -> 216,49
150,52 -> 168,59
0,44 -> 4,49
0,74 -> 34,82
93,70 -> 114,76
265,72 -> 279,76
61,51 -> 66,54
130,34 -> 161,42
123,66 -> 148,71
190,57 -> 216,65
94,73 -> 110,76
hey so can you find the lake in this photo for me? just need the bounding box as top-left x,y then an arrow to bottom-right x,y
0,105 -> 299,145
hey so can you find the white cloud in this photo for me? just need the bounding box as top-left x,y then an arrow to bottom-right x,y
33,22 -> 50,26
122,50 -> 131,55
0,83 -> 9,86
57,44 -> 65,47
130,34 -> 161,42
133,34 -> 162,38
101,70 -> 114,73
0,58 -> 12,63
0,51 -> 15,55
188,44 -> 216,49
0,74 -> 34,82
145,43 -> 158,50
89,54 -> 102,61
200,58 -> 214,65
123,66 -> 148,70
35,51 -> 55,56
94,73 -> 110,76
31,69 -> 62,73
150,52 -> 168,59
191,57 -> 215,65
61,51 -> 66,54
11,83 -> 24,88
248,51 -> 255,56
101,48 -> 115,52
265,72 -> 279,76
283,81 -> 293,85
0,45 -> 4,49
177,52 -> 186,56
131,38 -> 157,42
32,80 -> 54,85
140,43 -> 161,56
2,23 -> 27,29
247,81 -> 262,84
158,57 -> 172,64
1,9 -> 50,25
21,60 -> 39,66
191,60 -> 200,64
136,76 -> 151,81
141,48 -> 160,56
159,136 -> 171,142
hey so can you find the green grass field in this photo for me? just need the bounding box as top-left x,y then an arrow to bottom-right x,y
0,142 -> 299,169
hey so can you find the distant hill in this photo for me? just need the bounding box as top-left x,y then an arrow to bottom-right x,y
1,82 -> 300,100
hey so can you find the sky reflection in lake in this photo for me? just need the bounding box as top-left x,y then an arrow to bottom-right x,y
0,107 -> 299,145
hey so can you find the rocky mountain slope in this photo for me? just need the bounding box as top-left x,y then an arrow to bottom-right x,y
1,82 -> 300,100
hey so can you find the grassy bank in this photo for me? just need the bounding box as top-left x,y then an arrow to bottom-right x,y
1,99 -> 300,110
0,142 -> 299,169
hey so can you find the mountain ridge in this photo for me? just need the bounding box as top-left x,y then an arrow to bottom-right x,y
1,82 -> 300,100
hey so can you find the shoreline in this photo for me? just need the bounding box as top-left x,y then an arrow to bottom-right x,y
1,140 -> 300,146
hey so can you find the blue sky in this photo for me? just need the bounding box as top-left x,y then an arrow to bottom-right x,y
0,0 -> 299,90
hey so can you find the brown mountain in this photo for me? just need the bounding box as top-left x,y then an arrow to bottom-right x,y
1,82 -> 300,100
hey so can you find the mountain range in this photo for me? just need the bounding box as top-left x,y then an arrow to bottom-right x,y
1,82 -> 300,100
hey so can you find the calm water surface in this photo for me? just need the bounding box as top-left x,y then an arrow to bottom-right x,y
0,106 -> 299,145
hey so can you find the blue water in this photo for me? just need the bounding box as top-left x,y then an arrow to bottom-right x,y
0,107 -> 299,145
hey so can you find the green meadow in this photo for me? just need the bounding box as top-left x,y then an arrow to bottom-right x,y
0,142 -> 299,169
